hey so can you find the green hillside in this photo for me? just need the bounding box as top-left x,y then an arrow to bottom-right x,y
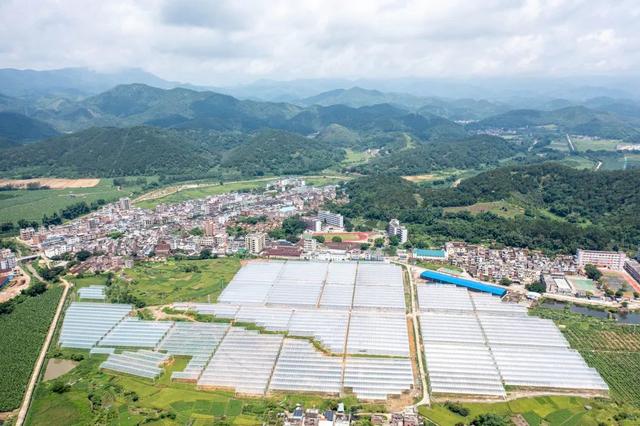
0,111 -> 59,143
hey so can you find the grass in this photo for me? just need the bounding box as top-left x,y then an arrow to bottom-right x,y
340,149 -> 374,166
415,260 -> 462,273
118,258 -> 242,305
532,306 -> 640,405
313,232 -> 367,242
557,155 -> 597,170
0,178 -> 147,225
26,351 -> 366,426
420,395 -> 640,426
572,136 -> 622,152
443,200 -> 525,219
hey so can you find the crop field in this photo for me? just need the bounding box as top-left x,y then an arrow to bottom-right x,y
0,178 -> 145,225
420,395 -> 640,426
0,285 -> 63,412
571,136 -> 622,152
532,306 -> 640,405
0,178 -> 101,189
26,352 -> 367,425
557,155 -> 597,170
548,138 -> 571,152
117,258 -> 241,305
444,200 -> 525,218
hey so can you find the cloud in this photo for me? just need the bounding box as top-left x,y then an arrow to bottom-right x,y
0,0 -> 639,85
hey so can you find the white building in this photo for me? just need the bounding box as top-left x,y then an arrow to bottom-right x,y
577,249 -> 627,271
387,219 -> 408,244
318,210 -> 344,229
0,249 -> 17,271
303,235 -> 318,252
19,227 -> 35,241
245,233 -> 266,254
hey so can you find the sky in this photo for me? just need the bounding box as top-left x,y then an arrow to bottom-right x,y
0,0 -> 639,86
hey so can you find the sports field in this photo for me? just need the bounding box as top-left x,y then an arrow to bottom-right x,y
313,232 -> 369,242
113,258 -> 242,306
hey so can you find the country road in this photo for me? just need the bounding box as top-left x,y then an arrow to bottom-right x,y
15,268 -> 71,426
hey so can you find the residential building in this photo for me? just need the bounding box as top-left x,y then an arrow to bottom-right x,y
0,249 -> 17,272
542,274 -> 574,295
203,220 -> 217,237
119,197 -> 131,210
577,249 -> 627,271
387,219 -> 408,244
303,235 -> 318,252
19,227 -> 35,241
413,248 -> 447,261
318,210 -> 344,229
245,232 -> 266,254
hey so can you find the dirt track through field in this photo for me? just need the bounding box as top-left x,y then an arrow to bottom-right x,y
0,178 -> 100,189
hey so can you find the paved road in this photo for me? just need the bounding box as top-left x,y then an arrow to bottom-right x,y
15,275 -> 70,426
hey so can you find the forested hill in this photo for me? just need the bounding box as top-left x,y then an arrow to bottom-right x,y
471,106 -> 640,141
351,135 -> 521,175
333,164 -> 640,254
0,127 -> 345,178
0,111 -> 59,143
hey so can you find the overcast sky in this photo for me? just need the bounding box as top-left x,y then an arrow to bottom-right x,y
0,0 -> 638,86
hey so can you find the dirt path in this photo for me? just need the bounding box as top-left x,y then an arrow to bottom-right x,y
15,277 -> 71,426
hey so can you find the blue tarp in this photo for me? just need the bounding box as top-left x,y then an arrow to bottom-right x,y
0,274 -> 13,289
420,270 -> 506,297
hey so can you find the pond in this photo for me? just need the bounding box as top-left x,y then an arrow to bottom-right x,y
540,301 -> 640,324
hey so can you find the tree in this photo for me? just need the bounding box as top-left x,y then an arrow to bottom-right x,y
190,227 -> 204,236
199,249 -> 212,259
374,238 -> 385,248
499,277 -> 512,286
389,235 -> 400,246
360,243 -> 370,251
76,250 -> 92,261
526,280 -> 546,293
471,413 -> 510,426
332,236 -> 343,243
313,235 -> 325,243
584,264 -> 602,281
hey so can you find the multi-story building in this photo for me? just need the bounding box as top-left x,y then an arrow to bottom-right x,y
303,235 -> 317,252
387,219 -> 408,244
19,227 -> 35,241
119,197 -> 131,210
577,249 -> 627,271
203,220 -> 217,237
245,232 -> 266,254
318,210 -> 344,229
0,249 -> 17,272
624,260 -> 640,286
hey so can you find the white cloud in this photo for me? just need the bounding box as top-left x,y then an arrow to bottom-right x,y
0,0 -> 638,85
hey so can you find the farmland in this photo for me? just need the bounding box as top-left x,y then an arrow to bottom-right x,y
420,395 -> 640,426
26,351 -> 369,425
0,285 -> 63,412
443,200 -> 525,219
0,178 -> 147,225
112,258 -> 242,306
571,136 -> 622,152
532,305 -> 640,405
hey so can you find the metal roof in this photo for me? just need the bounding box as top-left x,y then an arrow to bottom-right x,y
420,270 -> 507,296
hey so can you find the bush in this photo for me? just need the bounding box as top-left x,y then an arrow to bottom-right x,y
50,381 -> 70,394
445,401 -> 470,417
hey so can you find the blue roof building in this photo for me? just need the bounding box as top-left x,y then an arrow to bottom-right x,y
414,249 -> 447,259
420,270 -> 507,297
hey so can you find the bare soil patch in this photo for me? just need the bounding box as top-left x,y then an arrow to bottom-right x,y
43,359 -> 78,381
0,178 -> 100,189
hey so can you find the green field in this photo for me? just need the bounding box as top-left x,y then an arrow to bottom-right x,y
26,350 -> 367,425
572,137 -> 622,152
532,306 -> 640,405
421,395 -> 640,426
557,155 -> 597,170
0,179 -> 147,225
0,285 -> 64,412
115,258 -> 241,306
444,200 -> 525,218
549,138 -> 571,152
340,149 -> 375,166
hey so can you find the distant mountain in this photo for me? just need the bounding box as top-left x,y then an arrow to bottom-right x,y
473,106 -> 640,140
0,127 -> 212,177
0,111 -> 59,143
0,67 -> 210,99
297,87 -> 426,109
